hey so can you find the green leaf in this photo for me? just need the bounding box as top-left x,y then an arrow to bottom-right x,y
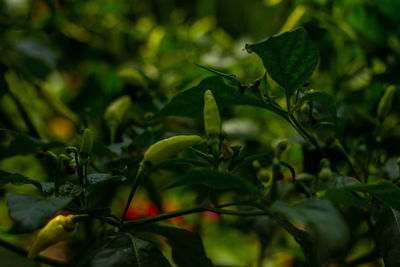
167,170 -> 257,194
155,76 -> 277,119
245,28 -> 319,96
344,181 -> 400,211
298,92 -> 337,125
138,225 -> 213,267
328,174 -> 360,188
323,188 -> 367,207
91,235 -> 172,267
60,183 -> 83,197
134,130 -> 156,148
373,205 -> 400,266
6,193 -> 72,233
0,169 -> 54,196
196,64 -> 241,87
272,199 -> 350,266
0,128 -> 63,159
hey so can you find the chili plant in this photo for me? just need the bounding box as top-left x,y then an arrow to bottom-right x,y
1,27 -> 399,267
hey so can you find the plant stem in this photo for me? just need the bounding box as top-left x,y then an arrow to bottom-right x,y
120,168 -> 145,224
121,204 -> 265,229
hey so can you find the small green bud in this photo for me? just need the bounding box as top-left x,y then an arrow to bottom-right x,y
80,128 -> 93,159
143,135 -> 202,166
273,157 -> 280,167
377,85 -> 396,122
204,90 -> 221,148
252,160 -> 261,170
257,169 -> 271,183
318,167 -> 332,181
320,158 -> 330,168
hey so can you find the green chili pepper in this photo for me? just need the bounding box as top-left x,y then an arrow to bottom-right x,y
28,215 -> 76,259
142,135 -> 202,166
377,85 -> 396,122
203,90 -> 221,149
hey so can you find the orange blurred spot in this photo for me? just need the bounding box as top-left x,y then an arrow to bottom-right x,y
47,117 -> 75,139
276,254 -> 294,267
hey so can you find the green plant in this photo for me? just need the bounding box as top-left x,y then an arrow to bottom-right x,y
1,25 -> 399,267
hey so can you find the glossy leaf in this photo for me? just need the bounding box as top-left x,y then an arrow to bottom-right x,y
0,169 -> 54,196
91,235 -> 172,267
167,170 -> 257,194
272,199 -> 350,266
245,28 -> 319,96
6,193 -> 72,233
155,76 -> 279,119
138,225 -> 213,267
344,181 -> 400,211
373,205 -> 400,266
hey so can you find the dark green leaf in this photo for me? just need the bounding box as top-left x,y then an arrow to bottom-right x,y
134,131 -> 156,148
0,128 -> 64,159
167,170 -> 257,194
6,193 -> 72,233
272,199 -> 350,266
344,181 -> 400,211
373,205 -> 400,266
298,92 -> 337,125
155,76 -> 274,119
0,169 -> 53,196
60,183 -> 83,197
328,174 -> 360,188
323,188 -> 367,207
196,64 -> 240,86
138,225 -> 213,267
91,235 -> 172,267
246,28 -> 319,96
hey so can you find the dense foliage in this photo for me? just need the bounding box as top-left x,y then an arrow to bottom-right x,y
1,0 -> 400,266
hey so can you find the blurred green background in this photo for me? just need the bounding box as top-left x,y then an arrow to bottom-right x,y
1,0 -> 400,266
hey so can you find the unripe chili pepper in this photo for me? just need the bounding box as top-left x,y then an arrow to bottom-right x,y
203,90 -> 221,149
142,135 -> 202,166
377,85 -> 396,122
79,128 -> 93,159
28,215 -> 76,259
104,95 -> 131,126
